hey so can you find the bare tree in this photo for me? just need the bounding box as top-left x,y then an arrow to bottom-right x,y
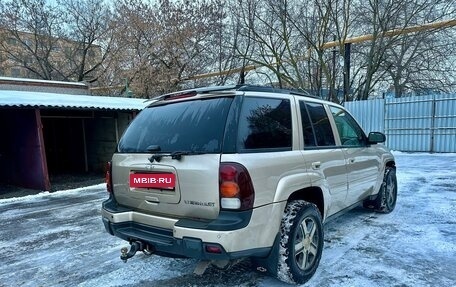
381,30 -> 455,97
229,0 -> 354,102
0,0 -> 64,80
193,3 -> 245,86
0,0 -> 113,82
231,0 -> 302,89
108,0 -> 228,97
2,0 -> 455,99
379,2 -> 456,97
58,0 -> 114,82
291,0 -> 354,102
230,0 -> 456,101
345,0 -> 408,100
349,0 -> 456,100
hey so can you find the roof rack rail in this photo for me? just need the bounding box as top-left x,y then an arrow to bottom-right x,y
236,85 -> 319,99
148,84 -> 320,102
148,85 -> 238,102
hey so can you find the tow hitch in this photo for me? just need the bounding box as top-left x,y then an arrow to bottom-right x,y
120,241 -> 154,263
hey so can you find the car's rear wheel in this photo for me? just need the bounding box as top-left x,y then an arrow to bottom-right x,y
276,200 -> 323,284
364,167 -> 397,213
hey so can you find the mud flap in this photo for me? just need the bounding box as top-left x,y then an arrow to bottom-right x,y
194,260 -> 211,275
251,233 -> 280,277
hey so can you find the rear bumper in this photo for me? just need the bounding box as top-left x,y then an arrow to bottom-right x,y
101,197 -> 284,260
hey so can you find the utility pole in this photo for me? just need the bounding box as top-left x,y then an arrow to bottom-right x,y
332,35 -> 337,101
343,43 -> 351,102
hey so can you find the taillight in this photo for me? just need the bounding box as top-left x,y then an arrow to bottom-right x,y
219,163 -> 254,210
106,161 -> 113,193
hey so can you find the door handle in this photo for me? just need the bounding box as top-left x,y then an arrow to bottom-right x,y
312,161 -> 321,170
348,158 -> 355,164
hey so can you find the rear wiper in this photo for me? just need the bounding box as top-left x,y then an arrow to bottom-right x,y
149,151 -> 204,163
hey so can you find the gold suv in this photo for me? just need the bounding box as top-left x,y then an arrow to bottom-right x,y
102,85 -> 396,284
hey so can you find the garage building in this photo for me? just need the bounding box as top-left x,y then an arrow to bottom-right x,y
0,77 -> 147,191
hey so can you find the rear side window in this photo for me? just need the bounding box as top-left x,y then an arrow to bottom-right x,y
299,101 -> 335,147
118,97 -> 233,153
237,97 -> 292,151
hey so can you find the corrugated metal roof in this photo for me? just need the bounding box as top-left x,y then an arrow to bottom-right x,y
0,76 -> 88,87
0,90 -> 148,111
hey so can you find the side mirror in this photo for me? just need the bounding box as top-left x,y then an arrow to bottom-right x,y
368,132 -> 386,144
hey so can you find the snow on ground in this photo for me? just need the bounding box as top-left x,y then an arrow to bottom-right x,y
0,152 -> 455,287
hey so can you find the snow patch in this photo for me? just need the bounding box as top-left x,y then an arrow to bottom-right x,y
1,153 -> 456,286
0,183 -> 105,204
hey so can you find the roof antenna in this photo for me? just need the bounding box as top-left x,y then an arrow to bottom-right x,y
238,67 -> 245,85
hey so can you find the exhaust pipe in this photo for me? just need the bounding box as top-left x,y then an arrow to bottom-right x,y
120,241 -> 153,263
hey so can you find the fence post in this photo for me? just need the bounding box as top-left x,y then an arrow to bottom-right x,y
430,95 -> 436,153
384,98 -> 388,146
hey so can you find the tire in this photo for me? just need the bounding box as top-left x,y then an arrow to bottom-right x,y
364,167 -> 397,213
276,200 -> 324,284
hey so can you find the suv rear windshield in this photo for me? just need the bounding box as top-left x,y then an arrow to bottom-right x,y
118,97 -> 233,153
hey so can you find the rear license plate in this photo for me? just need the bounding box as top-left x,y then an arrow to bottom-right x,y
130,173 -> 176,189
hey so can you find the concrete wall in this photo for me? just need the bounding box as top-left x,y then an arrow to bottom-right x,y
86,112 -> 133,172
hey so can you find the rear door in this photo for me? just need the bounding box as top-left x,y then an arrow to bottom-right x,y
298,100 -> 348,217
112,96 -> 234,220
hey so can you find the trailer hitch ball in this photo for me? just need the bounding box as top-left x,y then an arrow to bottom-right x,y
120,241 -> 143,263
120,247 -> 129,262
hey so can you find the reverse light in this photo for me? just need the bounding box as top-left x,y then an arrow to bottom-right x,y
221,198 -> 241,209
219,163 -> 254,210
106,161 -> 113,193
